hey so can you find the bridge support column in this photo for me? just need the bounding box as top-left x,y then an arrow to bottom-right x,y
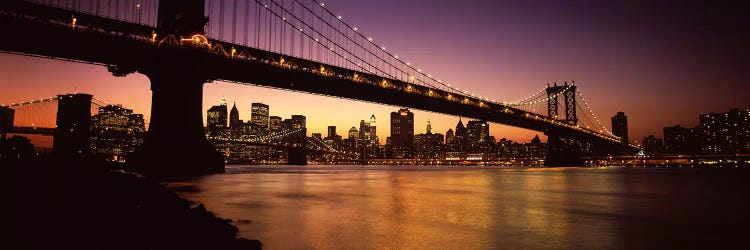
545,132 -> 584,167
128,63 -> 224,176
287,128 -> 307,165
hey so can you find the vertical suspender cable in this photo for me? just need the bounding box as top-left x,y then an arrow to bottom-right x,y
244,0 -> 250,46
219,0 -> 225,39
232,0 -> 237,43
207,0 -> 212,36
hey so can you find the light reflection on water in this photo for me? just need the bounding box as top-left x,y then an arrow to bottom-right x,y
166,166 -> 750,249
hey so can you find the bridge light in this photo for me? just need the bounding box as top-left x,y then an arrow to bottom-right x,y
353,27 -> 358,31
367,37 -> 373,42
337,15 -> 342,19
151,32 -> 157,43
71,17 -> 77,28
320,2 -> 325,7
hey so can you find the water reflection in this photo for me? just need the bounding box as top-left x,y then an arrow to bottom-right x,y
166,166 -> 750,249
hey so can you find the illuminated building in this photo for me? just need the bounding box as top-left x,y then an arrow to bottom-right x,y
269,116 -> 282,133
467,120 -> 490,152
358,115 -> 380,158
324,126 -> 342,149
206,102 -> 227,136
414,120 -> 444,159
90,104 -> 145,162
250,103 -> 269,134
699,108 -> 750,154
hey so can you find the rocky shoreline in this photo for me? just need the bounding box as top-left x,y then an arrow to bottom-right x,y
1,158 -> 261,249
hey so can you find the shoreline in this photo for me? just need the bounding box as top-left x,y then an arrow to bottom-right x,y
1,158 -> 262,249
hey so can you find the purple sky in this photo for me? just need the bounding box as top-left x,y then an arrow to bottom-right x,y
2,0 -> 748,147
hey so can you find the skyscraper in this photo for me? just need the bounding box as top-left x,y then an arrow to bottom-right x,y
229,102 -> 241,130
250,103 -> 269,134
269,116 -> 282,132
611,112 -> 628,146
453,118 -> 468,151
369,114 -> 377,138
390,109 -> 414,147
328,126 -> 337,138
206,100 -> 227,136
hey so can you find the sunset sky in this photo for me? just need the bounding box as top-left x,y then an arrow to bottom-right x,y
2,0 -> 748,147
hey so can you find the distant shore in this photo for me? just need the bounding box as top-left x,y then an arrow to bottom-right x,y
0,158 -> 262,249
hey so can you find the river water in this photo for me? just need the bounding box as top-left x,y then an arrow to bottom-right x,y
165,166 -> 750,249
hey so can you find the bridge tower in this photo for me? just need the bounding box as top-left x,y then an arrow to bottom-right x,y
546,81 -> 577,125
53,94 -> 92,159
545,81 -> 582,166
126,1 -> 224,176
287,128 -> 308,165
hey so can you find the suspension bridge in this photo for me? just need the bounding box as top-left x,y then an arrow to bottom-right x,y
0,0 -> 638,175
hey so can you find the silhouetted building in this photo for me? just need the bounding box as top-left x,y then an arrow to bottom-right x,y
229,102 -> 241,130
445,129 -> 454,146
0,106 -> 14,142
90,105 -> 145,161
496,136 -> 546,159
453,118 -> 467,151
390,109 -> 414,147
311,133 -> 322,141
250,103 -> 269,134
699,108 -> 750,154
54,93 -> 92,158
291,115 -> 306,129
414,120 -> 444,159
643,135 -> 664,155
663,125 -> 699,155
327,126 -> 337,138
612,112 -> 628,146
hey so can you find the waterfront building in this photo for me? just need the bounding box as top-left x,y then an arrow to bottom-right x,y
611,112 -> 629,146
250,103 -> 269,134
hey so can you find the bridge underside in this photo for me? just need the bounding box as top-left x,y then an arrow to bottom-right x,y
1,2 -> 630,171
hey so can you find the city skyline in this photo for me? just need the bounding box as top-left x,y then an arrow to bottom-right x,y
1,0 -> 749,147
